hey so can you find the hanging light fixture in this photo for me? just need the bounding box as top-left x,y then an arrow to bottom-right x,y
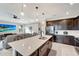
20,12 -> 24,16
20,3 -> 24,16
35,6 -> 39,22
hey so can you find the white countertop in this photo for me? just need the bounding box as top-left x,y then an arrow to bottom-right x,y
8,35 -> 52,56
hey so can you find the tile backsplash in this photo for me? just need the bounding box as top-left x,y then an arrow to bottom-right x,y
55,30 -> 79,36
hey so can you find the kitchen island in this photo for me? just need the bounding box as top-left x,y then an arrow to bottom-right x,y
8,35 -> 52,56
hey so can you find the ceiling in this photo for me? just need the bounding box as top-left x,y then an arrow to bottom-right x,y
0,3 -> 79,24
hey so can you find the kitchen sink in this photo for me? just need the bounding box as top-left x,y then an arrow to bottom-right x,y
39,37 -> 47,40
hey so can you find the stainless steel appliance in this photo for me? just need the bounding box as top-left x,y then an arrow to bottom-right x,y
46,26 -> 55,35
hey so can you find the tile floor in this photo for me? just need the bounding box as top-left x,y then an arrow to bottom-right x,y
0,42 -> 79,56
48,42 -> 79,56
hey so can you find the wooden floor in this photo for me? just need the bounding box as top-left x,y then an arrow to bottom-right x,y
0,42 -> 79,56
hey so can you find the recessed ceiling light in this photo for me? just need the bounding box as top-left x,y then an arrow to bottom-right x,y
20,12 -> 24,16
36,19 -> 39,21
23,4 -> 26,7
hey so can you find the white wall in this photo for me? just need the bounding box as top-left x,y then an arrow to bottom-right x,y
24,23 -> 39,34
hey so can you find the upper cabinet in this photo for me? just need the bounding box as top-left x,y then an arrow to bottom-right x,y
46,17 -> 79,30
77,19 -> 79,30
66,18 -> 74,30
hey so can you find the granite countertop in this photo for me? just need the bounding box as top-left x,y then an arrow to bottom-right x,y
8,35 -> 52,56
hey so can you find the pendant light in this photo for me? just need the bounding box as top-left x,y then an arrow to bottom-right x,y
35,6 -> 39,22
20,3 -> 24,16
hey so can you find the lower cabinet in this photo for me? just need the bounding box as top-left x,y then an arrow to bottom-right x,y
48,40 -> 52,50
39,41 -> 49,56
39,38 -> 52,56
31,50 -> 39,56
63,36 -> 75,45
56,35 -> 64,43
56,35 -> 75,46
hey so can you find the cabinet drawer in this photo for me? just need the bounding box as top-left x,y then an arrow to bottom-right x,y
48,41 -> 52,49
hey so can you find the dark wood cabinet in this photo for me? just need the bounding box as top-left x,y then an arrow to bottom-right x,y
56,35 -> 75,46
46,17 -> 79,30
66,19 -> 73,30
63,36 -> 75,45
74,19 -> 79,30
39,38 -> 53,56
56,35 -> 64,43
39,41 -> 49,56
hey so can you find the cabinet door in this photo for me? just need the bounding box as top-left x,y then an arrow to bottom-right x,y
56,35 -> 64,43
69,36 -> 75,46
63,36 -> 75,46
63,36 -> 70,45
39,41 -> 49,56
73,19 -> 77,30
77,19 -> 79,30
59,20 -> 67,30
48,40 -> 52,50
67,19 -> 75,30
31,50 -> 38,56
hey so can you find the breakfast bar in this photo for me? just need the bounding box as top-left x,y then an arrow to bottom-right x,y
8,35 -> 52,56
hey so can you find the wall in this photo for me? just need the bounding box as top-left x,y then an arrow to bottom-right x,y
24,23 -> 39,34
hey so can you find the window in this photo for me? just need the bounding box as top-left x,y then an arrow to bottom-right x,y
25,26 -> 32,34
